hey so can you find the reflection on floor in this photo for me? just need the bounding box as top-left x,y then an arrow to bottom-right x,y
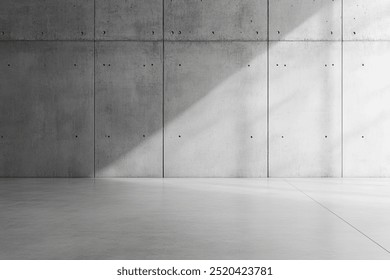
0,178 -> 389,260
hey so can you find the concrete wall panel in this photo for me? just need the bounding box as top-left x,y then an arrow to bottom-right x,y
95,42 -> 163,177
269,42 -> 342,177
164,0 -> 267,41
0,0 -> 94,40
344,0 -> 390,40
96,0 -> 163,40
164,42 -> 267,177
270,0 -> 342,40
344,42 -> 390,177
0,42 -> 94,177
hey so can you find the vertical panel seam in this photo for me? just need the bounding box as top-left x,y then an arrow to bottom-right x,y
162,0 -> 165,178
341,0 -> 344,178
93,0 -> 96,178
267,0 -> 270,178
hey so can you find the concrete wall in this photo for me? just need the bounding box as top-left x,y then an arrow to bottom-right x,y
164,42 -> 267,177
269,42 -> 342,177
0,42 -> 94,177
95,41 -> 163,177
0,0 -> 389,177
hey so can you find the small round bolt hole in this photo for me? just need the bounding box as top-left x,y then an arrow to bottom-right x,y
178,135 -> 181,138
250,136 -> 253,139
284,64 -> 286,67
179,64 -> 182,66
277,31 -> 280,34
248,64 -> 250,67
7,64 -> 10,67
74,64 -> 77,67
75,135 -> 78,138
362,136 -> 365,138
281,136 -> 284,138
212,31 -> 215,34
152,31 -> 155,35
143,64 -> 146,67
171,31 -> 174,35
103,31 -> 106,35
143,135 -> 146,138
325,136 -> 328,138
276,64 -> 279,66
151,64 -> 154,66
362,64 -> 365,66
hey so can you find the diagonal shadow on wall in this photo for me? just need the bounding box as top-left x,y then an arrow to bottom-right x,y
0,0 -> 347,178
95,0 -> 338,178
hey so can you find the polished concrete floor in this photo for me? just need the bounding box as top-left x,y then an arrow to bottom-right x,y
0,178 -> 389,260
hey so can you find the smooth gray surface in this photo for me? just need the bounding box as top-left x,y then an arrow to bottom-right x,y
0,0 -> 94,40
0,42 -> 94,177
164,42 -> 267,177
96,0 -> 163,40
95,42 -> 163,177
164,0 -> 267,40
286,178 -> 390,253
0,179 -> 389,260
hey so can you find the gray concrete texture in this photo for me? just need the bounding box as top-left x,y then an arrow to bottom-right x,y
95,0 -> 163,40
269,0 -> 342,41
0,0 -> 94,40
164,42 -> 267,177
269,42 -> 342,177
165,0 -> 267,41
343,42 -> 390,177
95,42 -> 163,177
0,42 -> 94,177
1,0 -> 390,177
